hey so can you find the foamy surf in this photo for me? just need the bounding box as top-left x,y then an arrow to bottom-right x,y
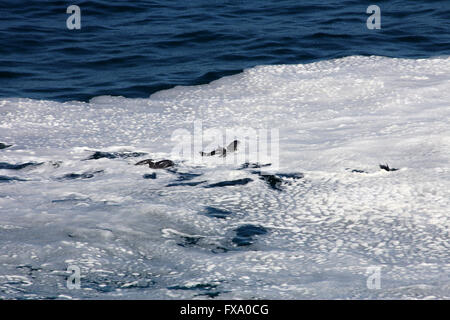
0,56 -> 449,299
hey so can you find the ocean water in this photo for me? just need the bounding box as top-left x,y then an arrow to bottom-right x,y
1,1 -> 450,300
1,0 -> 450,101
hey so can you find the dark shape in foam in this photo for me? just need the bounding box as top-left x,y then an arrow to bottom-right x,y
211,246 -> 229,254
347,168 -> 367,173
239,162 -> 272,169
195,291 -> 222,298
379,163 -> 399,172
232,224 -> 268,247
135,158 -> 174,169
174,171 -> 203,181
49,161 -> 62,168
168,283 -> 225,298
168,283 -> 218,291
200,140 -> 239,157
249,169 -> 303,190
204,178 -> 253,188
0,143 -> 12,150
177,236 -> 202,248
58,170 -> 104,180
86,151 -> 147,160
166,180 -> 206,187
143,173 -> 157,179
259,174 -> 283,190
277,173 -> 304,179
200,147 -> 226,157
52,196 -> 91,204
0,162 -> 43,170
150,160 -> 174,169
202,206 -> 232,219
0,175 -> 26,182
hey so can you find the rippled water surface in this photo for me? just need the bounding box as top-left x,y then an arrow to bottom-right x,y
1,0 -> 449,101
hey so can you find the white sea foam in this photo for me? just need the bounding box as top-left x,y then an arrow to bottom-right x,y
0,56 -> 449,299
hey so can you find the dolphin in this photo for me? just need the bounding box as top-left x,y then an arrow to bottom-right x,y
200,140 -> 240,157
135,159 -> 174,169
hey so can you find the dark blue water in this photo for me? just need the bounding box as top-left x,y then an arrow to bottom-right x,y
1,0 -> 449,101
